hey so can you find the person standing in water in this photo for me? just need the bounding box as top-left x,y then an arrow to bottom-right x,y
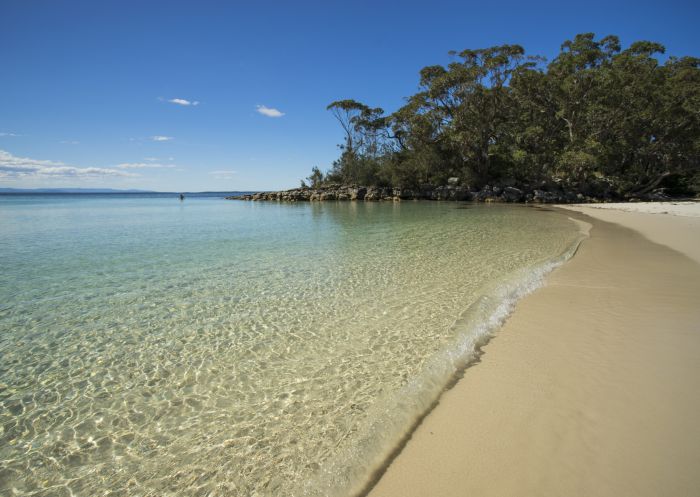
179,193 -> 185,201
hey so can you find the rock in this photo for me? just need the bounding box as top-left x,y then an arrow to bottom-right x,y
365,187 -> 391,201
647,188 -> 670,201
431,186 -> 447,200
502,187 -> 523,202
415,184 -> 431,199
450,186 -> 472,201
532,189 -> 560,203
364,188 -> 379,201
351,187 -> 367,200
225,182 -> 632,204
474,188 -> 497,202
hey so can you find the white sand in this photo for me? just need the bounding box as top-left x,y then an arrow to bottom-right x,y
566,201 -> 700,217
368,205 -> 700,497
559,202 -> 700,264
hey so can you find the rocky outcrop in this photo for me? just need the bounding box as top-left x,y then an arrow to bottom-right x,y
226,182 -> 674,203
228,184 -> 480,202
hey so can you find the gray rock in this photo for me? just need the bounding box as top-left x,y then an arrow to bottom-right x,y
351,187 -> 367,200
502,187 -> 523,202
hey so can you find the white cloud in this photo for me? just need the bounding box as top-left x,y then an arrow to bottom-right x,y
151,135 -> 173,141
256,105 -> 285,118
0,149 -> 138,180
0,132 -> 21,137
116,162 -> 177,169
168,98 -> 199,106
143,157 -> 175,162
209,170 -> 237,179
60,140 -> 79,145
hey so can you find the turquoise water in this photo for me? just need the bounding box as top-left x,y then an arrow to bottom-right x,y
0,195 -> 583,496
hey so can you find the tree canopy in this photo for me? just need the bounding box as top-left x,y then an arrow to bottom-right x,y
312,33 -> 699,198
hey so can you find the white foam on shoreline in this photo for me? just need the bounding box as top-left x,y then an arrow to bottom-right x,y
0,201 -> 589,496
295,218 -> 591,497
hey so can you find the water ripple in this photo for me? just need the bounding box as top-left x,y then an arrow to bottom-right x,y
0,198 -> 580,496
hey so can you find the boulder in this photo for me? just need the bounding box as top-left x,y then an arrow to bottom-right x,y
351,187 -> 367,201
502,187 -> 523,202
532,189 -> 560,203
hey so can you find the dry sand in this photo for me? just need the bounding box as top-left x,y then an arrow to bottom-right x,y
560,202 -> 700,265
367,204 -> 700,497
565,200 -> 700,217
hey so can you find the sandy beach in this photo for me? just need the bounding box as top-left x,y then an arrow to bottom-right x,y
368,202 -> 700,497
561,202 -> 700,265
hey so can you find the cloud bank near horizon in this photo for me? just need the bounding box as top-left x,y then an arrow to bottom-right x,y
0,150 -> 137,180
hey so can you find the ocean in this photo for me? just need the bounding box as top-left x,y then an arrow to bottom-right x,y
0,194 -> 583,496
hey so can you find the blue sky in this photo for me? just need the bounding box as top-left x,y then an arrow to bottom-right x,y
1,0 -> 698,191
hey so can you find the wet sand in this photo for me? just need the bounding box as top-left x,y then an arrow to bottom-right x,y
368,205 -> 700,497
560,202 -> 700,264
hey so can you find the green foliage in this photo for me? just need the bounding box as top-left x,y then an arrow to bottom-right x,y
309,34 -> 700,197
306,166 -> 324,188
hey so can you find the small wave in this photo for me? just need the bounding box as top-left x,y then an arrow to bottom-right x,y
294,217 -> 589,497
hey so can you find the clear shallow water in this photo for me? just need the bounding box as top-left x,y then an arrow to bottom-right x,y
0,195 -> 582,496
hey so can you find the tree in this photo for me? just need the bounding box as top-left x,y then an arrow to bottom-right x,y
325,99 -> 386,184
306,166 -> 324,188
547,33 -> 621,146
410,44 -> 537,185
311,34 -> 699,198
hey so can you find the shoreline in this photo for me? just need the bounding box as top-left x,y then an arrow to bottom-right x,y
228,185 -> 697,204
307,212 -> 590,497
366,204 -> 700,496
559,202 -> 700,265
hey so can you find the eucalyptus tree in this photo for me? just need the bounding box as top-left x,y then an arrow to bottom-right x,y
509,62 -> 562,183
547,33 -> 620,144
653,55 -> 700,194
315,34 -> 699,198
325,99 -> 386,184
590,41 -> 668,193
409,45 -> 538,185
544,34 -> 622,183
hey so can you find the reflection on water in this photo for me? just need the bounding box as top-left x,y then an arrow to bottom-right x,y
0,197 -> 580,496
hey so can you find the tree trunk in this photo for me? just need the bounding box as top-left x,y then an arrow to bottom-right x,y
630,171 -> 671,195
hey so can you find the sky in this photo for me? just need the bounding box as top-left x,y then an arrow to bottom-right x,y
1,0 -> 698,192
